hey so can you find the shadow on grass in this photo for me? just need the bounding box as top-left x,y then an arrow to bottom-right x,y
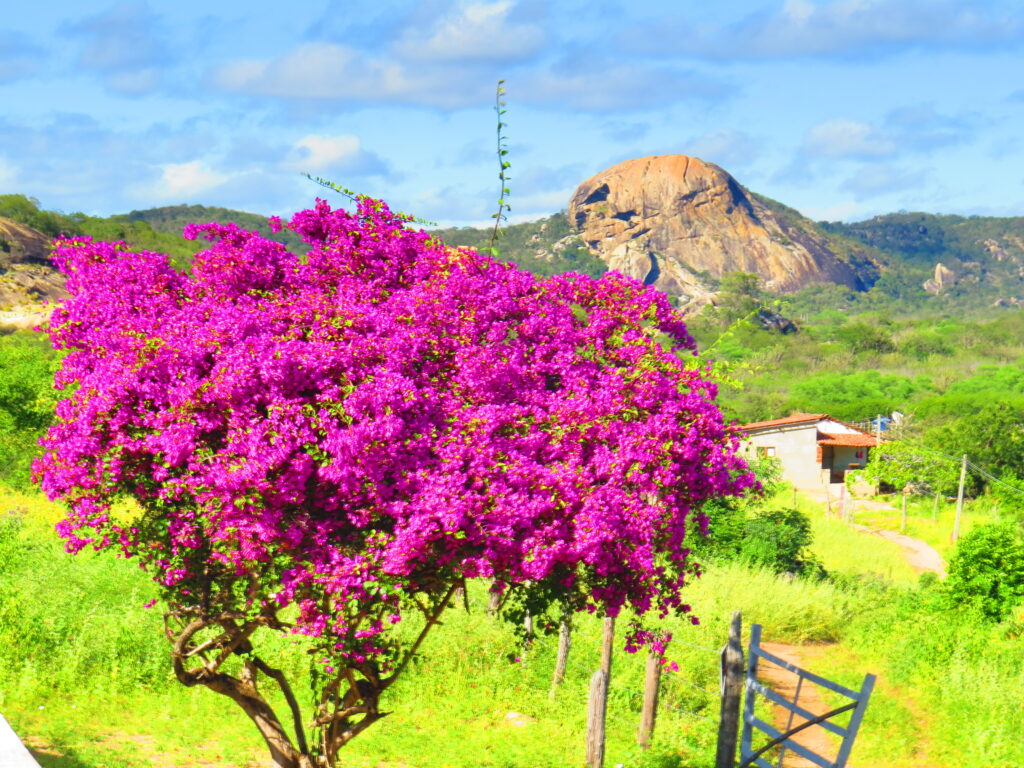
31,745 -> 117,768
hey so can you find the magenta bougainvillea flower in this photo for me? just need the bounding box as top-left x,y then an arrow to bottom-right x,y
35,196 -> 752,763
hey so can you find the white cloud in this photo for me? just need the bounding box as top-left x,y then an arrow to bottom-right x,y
803,118 -> 895,159
0,157 -> 18,187
286,135 -> 361,170
210,42 -> 488,109
519,60 -> 729,111
841,164 -> 927,200
683,130 -> 761,169
629,0 -> 1024,60
281,134 -> 391,178
66,1 -> 170,95
212,35 -> 729,112
799,201 -> 866,222
394,1 -> 546,62
157,161 -> 228,199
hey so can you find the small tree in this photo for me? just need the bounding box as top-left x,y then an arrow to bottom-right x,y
36,197 -> 752,767
863,440 -> 959,496
946,523 -> 1024,621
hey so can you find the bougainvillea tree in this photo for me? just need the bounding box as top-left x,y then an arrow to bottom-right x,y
35,196 -> 752,768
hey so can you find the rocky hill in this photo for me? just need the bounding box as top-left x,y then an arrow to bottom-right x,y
824,213 -> 1024,303
5,164 -> 1024,321
568,155 -> 881,304
0,217 -> 66,316
430,157 -> 1024,313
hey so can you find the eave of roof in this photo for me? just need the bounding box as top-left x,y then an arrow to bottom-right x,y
741,413 -> 828,431
817,432 -> 877,447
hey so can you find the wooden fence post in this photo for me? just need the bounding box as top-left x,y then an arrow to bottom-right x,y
487,584 -> 500,615
600,616 -> 615,678
715,611 -> 744,768
586,669 -> 608,768
550,619 -> 571,697
521,611 -> 534,667
901,490 -> 908,534
637,648 -> 662,749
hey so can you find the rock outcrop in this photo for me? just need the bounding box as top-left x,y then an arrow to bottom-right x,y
568,155 -> 877,303
923,263 -> 956,295
0,217 -> 66,312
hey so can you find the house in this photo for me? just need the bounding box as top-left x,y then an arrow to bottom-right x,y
740,413 -> 877,491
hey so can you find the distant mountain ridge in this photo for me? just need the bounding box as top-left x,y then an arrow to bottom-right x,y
429,159 -> 1024,312
824,213 -> 1024,302
3,171 -> 1024,317
125,204 -> 307,254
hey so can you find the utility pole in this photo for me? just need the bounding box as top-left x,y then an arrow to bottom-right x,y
954,454 -> 967,542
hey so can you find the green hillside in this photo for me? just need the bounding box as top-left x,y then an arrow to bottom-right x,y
0,194 -> 202,267
824,213 -> 1024,305
125,203 -> 308,254
431,211 -> 608,278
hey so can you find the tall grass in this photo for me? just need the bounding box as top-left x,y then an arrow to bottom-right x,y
4,485 -> 1023,767
0,489 -> 727,767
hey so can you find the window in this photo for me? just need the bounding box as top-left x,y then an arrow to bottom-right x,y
756,446 -> 776,458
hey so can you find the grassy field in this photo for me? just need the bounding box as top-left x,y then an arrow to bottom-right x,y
846,492 -> 998,556
2,485 -> 1023,767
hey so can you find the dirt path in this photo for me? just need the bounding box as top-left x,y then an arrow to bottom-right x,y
757,642 -> 843,768
802,488 -> 947,578
850,525 -> 946,577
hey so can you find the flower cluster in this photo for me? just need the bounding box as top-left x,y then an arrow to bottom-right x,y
36,196 -> 753,666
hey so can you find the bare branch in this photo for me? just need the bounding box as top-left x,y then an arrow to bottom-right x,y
252,656 -> 310,757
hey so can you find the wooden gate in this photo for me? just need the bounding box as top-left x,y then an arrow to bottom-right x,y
740,624 -> 874,768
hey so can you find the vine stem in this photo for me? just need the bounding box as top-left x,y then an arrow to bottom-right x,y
489,80 -> 510,254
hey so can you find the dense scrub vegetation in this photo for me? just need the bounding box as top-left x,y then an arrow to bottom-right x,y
0,330 -> 60,489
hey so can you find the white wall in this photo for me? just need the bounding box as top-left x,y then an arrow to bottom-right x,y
819,418 -> 859,434
832,445 -> 869,472
744,423 -> 823,490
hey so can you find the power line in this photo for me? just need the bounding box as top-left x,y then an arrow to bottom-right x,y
966,460 -> 1024,500
875,438 -> 1024,499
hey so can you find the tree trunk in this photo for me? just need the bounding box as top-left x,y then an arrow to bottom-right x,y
203,673 -> 304,768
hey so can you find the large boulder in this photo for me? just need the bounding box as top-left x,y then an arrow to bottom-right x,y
0,217 -> 66,311
923,262 -> 956,294
568,155 -> 875,303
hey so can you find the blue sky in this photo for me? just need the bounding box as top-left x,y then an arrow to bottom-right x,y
1,0 -> 1022,226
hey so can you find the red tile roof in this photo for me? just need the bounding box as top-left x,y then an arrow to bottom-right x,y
741,413 -> 827,431
817,432 -> 877,447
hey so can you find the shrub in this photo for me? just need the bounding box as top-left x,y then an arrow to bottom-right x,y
945,523 -> 1024,621
740,507 -> 822,576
